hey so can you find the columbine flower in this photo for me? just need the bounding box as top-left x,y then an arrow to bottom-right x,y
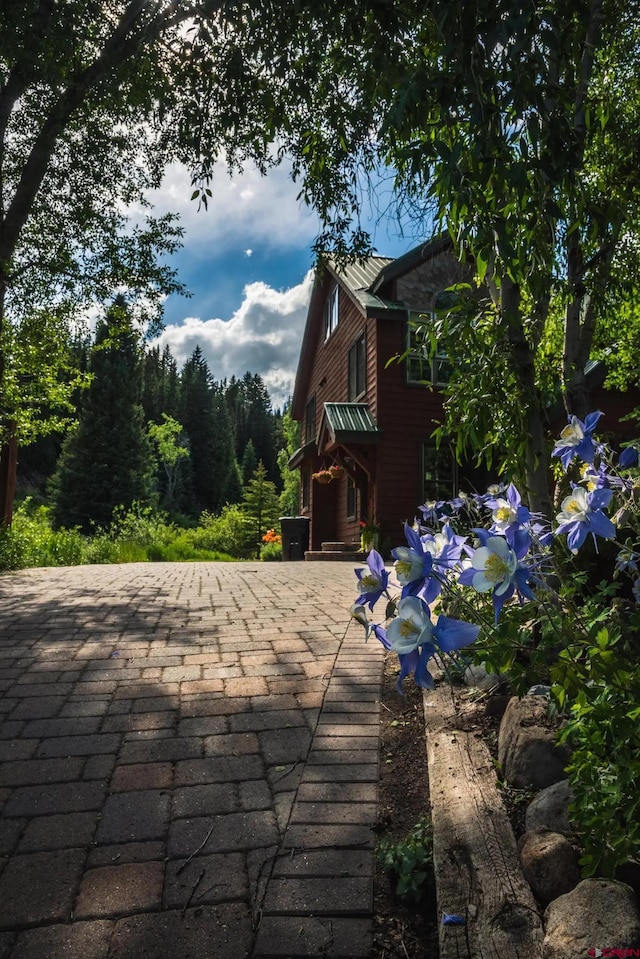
486,482 -> 531,556
615,547 -> 639,576
386,596 -> 480,692
392,523 -> 434,595
349,604 -> 392,649
417,524 -> 467,603
552,411 -> 603,469
554,485 -> 616,553
619,445 -> 639,469
458,534 -> 536,621
354,548 -> 389,610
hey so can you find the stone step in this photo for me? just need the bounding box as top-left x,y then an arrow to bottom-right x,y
320,542 -> 361,552
305,550 -> 365,562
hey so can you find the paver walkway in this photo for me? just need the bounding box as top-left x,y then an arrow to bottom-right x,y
0,562 -> 384,959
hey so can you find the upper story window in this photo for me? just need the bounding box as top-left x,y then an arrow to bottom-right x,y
304,396 -> 316,444
422,440 -> 458,503
348,333 -> 366,401
324,285 -> 339,340
406,312 -> 452,386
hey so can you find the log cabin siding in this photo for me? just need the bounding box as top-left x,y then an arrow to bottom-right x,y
373,316 -> 446,545
299,282 -> 373,549
306,293 -> 371,432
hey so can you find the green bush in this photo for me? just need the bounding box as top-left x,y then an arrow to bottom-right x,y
189,505 -> 251,558
0,500 -> 89,570
0,499 -> 245,571
260,541 -> 282,561
147,533 -> 235,562
107,503 -> 176,549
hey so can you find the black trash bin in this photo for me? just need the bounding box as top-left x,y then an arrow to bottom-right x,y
280,516 -> 310,561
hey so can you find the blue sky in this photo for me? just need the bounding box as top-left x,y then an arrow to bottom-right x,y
146,160 -> 425,409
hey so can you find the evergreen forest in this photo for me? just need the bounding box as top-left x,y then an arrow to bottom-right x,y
3,299 -> 300,570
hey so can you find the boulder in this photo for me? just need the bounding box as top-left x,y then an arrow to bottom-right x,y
498,696 -> 570,789
525,780 -> 575,836
464,662 -> 505,692
519,830 -> 581,905
543,879 -> 640,959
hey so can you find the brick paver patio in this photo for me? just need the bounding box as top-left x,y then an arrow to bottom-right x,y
0,562 -> 384,958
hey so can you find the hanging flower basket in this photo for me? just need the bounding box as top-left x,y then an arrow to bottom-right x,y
312,469 -> 333,484
329,464 -> 345,480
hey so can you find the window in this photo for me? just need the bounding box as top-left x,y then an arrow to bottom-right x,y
348,333 -> 366,400
302,469 -> 310,509
323,285 -> 339,340
304,396 -> 316,445
406,312 -> 452,386
346,476 -> 357,519
422,441 -> 457,503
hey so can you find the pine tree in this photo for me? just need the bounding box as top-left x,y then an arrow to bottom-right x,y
179,349 -> 239,514
241,439 -> 258,486
242,373 -> 277,482
277,406 -> 301,516
179,347 -> 217,513
241,462 -> 281,558
209,389 -> 237,513
225,459 -> 243,506
50,297 -> 154,531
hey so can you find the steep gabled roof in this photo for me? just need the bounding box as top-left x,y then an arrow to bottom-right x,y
291,255 -> 404,418
291,239 -> 455,419
370,235 -> 452,295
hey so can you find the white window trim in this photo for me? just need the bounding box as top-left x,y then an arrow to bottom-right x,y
324,285 -> 339,340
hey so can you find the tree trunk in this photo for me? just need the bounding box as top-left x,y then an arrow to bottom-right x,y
0,421 -> 17,527
501,278 -> 553,519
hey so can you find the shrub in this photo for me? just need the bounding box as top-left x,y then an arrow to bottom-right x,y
189,505 -> 252,558
260,541 -> 282,561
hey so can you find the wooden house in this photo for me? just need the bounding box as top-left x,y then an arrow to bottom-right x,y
289,237 -> 481,555
289,236 -> 640,557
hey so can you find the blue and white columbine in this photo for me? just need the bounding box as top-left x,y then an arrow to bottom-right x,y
554,485 -> 616,553
552,411 -> 603,469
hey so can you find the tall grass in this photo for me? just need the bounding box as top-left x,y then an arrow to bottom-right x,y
0,500 -> 242,571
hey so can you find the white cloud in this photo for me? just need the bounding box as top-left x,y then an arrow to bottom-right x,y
138,160 -> 319,258
152,270 -> 314,408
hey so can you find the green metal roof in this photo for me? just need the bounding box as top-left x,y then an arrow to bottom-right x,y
321,403 -> 381,443
331,257 -> 405,314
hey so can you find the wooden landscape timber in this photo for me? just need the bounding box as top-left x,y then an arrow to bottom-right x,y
424,680 -> 544,959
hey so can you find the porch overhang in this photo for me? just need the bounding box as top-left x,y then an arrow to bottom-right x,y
288,440 -> 317,470
317,403 -> 381,453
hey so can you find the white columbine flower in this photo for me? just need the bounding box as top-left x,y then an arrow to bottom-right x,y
469,537 -> 518,595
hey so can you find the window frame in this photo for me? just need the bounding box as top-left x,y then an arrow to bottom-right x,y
323,285 -> 339,340
406,312 -> 451,386
347,332 -> 366,401
421,440 -> 458,503
304,396 -> 316,445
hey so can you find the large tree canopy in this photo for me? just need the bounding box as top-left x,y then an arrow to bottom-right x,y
0,0 -> 404,471
3,0 -> 640,519
284,0 -> 640,511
